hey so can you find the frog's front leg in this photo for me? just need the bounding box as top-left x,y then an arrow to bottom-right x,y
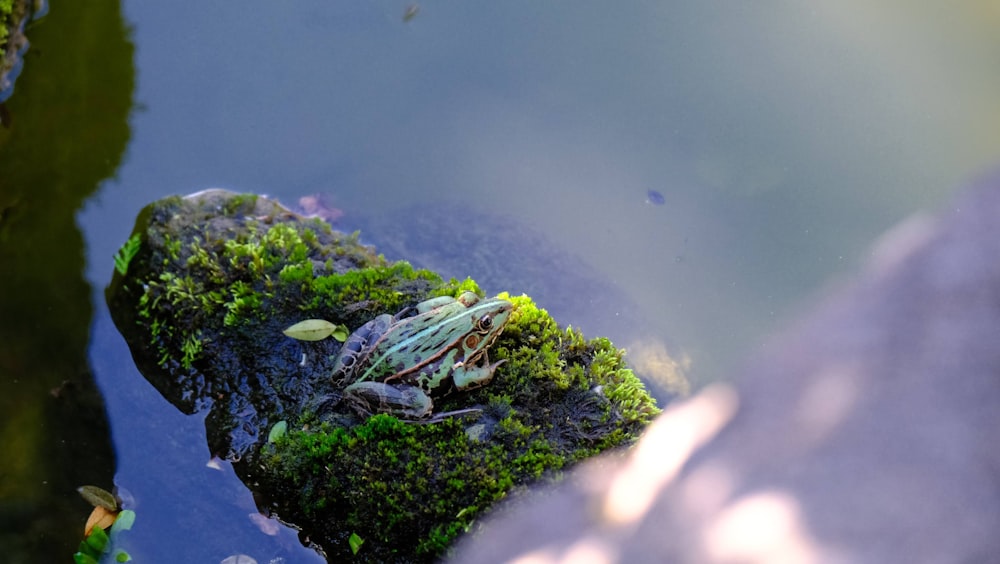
452,352 -> 507,391
343,381 -> 434,419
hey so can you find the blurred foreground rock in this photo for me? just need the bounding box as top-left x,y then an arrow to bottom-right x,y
451,169 -> 1000,563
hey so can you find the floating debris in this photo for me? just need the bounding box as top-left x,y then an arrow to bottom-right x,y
297,193 -> 344,223
249,512 -> 281,536
403,3 -> 420,22
78,485 -> 119,511
220,555 -> 258,564
646,190 -> 665,206
626,339 -> 690,397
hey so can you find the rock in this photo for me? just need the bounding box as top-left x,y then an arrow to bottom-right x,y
106,189 -> 660,562
450,169 -> 1000,563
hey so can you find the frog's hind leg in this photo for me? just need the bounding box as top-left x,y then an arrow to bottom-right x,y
331,314 -> 393,384
343,381 -> 434,419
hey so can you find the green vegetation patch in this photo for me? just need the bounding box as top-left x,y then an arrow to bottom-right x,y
0,0 -> 14,58
124,192 -> 441,372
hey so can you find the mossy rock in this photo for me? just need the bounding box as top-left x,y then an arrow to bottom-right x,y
0,0 -> 34,99
106,189 -> 660,562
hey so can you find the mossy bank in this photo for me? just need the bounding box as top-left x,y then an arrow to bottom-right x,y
106,189 -> 660,562
0,0 -> 34,99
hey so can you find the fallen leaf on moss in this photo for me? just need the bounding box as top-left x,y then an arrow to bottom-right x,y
282,319 -> 337,341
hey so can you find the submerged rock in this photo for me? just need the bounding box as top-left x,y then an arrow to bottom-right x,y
106,189 -> 659,562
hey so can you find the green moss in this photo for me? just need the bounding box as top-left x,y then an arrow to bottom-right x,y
222,193 -> 259,216
162,234 -> 182,262
223,280 -> 263,327
308,261 -> 442,312
0,0 -> 12,57
278,261 -> 313,284
430,276 -> 482,299
127,215 -> 365,365
513,439 -> 565,478
269,415 -> 527,557
180,330 -> 203,369
185,238 -> 226,283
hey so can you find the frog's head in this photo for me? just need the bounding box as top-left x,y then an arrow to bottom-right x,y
464,297 -> 513,353
454,297 -> 513,387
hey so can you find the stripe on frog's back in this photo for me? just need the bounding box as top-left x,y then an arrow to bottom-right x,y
386,299 -> 505,353
359,299 -> 506,380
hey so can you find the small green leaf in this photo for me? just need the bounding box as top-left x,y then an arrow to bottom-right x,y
78,485 -> 118,511
331,324 -> 349,342
73,552 -> 100,564
115,549 -> 132,562
76,539 -> 100,559
113,234 -> 142,275
110,509 -> 136,535
268,420 -> 288,443
282,319 -> 336,341
349,532 -> 364,554
84,526 -> 110,553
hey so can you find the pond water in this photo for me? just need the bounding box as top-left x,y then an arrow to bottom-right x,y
3,0 -> 1000,561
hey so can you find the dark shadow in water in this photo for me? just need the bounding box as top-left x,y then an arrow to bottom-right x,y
0,1 -> 133,561
347,203 -> 659,352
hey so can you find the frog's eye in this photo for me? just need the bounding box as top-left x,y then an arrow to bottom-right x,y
476,314 -> 494,333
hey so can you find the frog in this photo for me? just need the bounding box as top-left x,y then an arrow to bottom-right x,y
331,291 -> 513,420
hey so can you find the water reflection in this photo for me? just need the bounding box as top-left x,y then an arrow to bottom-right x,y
0,1 -> 133,561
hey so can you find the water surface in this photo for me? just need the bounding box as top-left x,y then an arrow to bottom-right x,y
3,0 -> 1000,560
